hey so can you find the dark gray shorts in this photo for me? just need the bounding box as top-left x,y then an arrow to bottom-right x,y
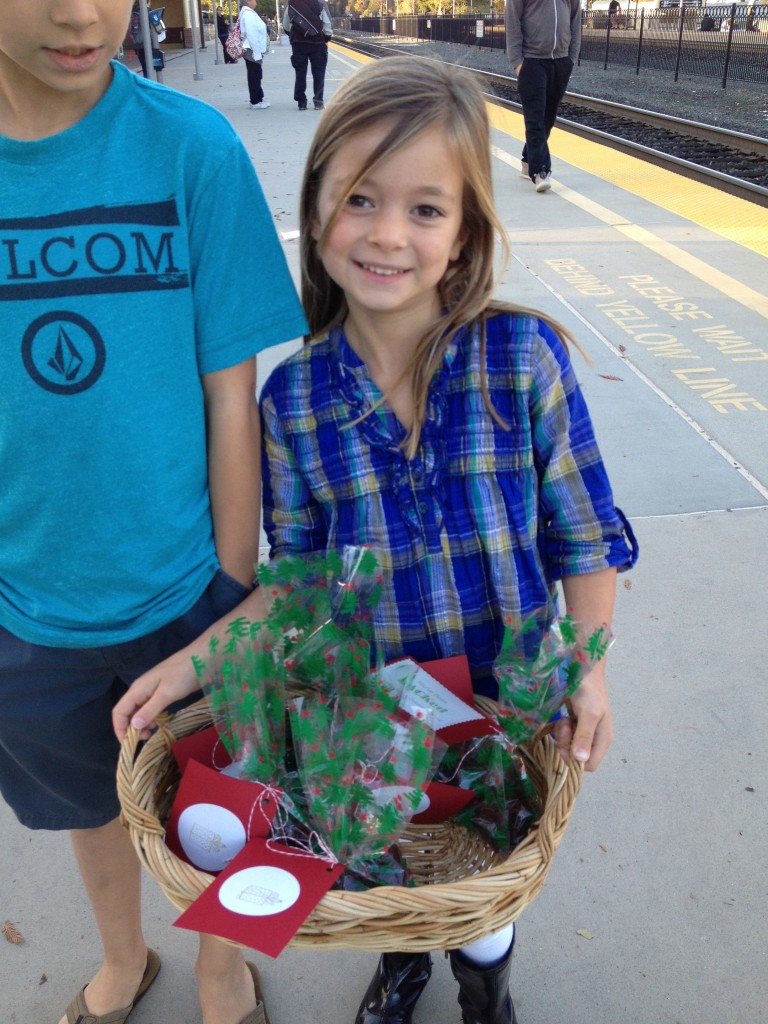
0,569 -> 250,830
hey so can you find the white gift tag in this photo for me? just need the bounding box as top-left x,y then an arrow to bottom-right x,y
377,658 -> 486,731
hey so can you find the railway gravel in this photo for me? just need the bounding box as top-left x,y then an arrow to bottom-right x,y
392,39 -> 768,138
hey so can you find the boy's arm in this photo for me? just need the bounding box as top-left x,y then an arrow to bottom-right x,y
203,356 -> 262,589
113,357 -> 263,742
555,567 -> 618,772
114,356 -> 263,741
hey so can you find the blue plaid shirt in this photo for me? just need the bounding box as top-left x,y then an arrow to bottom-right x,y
260,313 -> 637,696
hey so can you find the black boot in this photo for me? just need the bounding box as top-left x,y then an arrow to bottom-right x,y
354,952 -> 432,1024
449,946 -> 517,1024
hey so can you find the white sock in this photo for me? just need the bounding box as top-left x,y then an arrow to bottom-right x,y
458,923 -> 515,966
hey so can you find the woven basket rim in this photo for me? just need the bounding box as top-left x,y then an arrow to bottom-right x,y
117,696 -> 582,951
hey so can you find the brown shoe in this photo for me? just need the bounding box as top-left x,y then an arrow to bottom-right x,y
239,962 -> 271,1024
65,949 -> 161,1024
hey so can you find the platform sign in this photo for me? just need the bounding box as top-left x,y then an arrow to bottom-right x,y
476,20 -> 484,37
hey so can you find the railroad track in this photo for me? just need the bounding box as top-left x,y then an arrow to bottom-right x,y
335,35 -> 768,206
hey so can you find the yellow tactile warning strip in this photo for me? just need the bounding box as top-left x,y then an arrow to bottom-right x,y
488,104 -> 768,259
493,144 -> 768,321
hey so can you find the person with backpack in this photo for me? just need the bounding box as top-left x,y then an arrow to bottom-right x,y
283,0 -> 333,110
217,4 -> 237,63
127,0 -> 162,78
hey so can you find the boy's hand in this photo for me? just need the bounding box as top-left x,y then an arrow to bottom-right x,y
552,665 -> 614,772
113,647 -> 201,742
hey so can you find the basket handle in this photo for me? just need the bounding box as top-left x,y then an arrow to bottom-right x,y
117,717 -> 174,838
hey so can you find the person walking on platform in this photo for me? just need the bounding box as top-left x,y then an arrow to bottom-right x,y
239,0 -> 269,109
283,0 -> 333,110
505,0 -> 581,193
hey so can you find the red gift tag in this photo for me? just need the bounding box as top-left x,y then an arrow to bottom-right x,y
172,723 -> 233,774
165,759 -> 279,873
174,838 -> 345,957
409,780 -> 476,825
419,655 -> 498,744
419,654 -> 475,704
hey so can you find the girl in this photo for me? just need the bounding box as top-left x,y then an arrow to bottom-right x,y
262,56 -> 637,1024
116,56 -> 637,1024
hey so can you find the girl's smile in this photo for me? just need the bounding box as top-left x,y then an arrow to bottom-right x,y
313,124 -> 466,335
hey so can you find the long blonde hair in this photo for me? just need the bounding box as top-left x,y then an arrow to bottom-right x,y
299,56 -> 578,456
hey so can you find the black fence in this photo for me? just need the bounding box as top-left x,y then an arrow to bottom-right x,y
343,4 -> 768,88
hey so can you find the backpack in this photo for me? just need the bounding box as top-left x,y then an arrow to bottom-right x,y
287,3 -> 322,40
225,21 -> 244,61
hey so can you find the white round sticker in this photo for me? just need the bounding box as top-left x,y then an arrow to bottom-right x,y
177,803 -> 246,872
218,866 -> 301,917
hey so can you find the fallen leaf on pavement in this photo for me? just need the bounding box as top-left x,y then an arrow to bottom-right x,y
2,919 -> 24,944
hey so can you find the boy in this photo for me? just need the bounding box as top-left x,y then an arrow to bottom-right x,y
0,3 -> 306,1024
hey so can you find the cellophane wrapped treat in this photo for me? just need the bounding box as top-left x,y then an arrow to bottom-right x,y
436,607 -> 613,854
493,606 -> 613,746
191,617 -> 286,784
259,547 -> 383,699
436,732 -> 540,854
288,689 -> 443,888
188,548 -> 447,888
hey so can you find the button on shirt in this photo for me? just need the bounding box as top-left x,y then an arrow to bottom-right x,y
260,312 -> 637,696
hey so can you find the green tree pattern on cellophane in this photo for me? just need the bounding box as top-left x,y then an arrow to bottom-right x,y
289,691 -> 437,874
190,548 -> 384,783
192,616 -> 286,782
437,610 -> 613,853
493,609 -> 613,747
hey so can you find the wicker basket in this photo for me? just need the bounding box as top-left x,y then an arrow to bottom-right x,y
117,696 -> 581,952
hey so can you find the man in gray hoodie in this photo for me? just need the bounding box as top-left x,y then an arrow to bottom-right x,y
505,0 -> 582,192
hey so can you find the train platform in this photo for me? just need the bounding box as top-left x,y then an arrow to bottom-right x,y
2,41 -> 766,1024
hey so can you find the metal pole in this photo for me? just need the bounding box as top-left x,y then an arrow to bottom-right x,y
138,1 -> 158,82
604,14 -> 611,70
673,0 -> 685,83
199,1 -> 208,49
721,3 -> 736,89
187,0 -> 204,78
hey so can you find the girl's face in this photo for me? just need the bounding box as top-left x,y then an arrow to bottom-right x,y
313,124 -> 466,333
0,0 -> 131,109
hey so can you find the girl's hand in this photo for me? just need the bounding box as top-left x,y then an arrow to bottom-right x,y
113,646 -> 201,742
552,664 -> 614,772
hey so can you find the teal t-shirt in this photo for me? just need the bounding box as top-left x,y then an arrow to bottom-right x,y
0,63 -> 307,647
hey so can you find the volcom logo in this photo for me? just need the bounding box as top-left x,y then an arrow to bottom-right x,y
21,311 -> 105,395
